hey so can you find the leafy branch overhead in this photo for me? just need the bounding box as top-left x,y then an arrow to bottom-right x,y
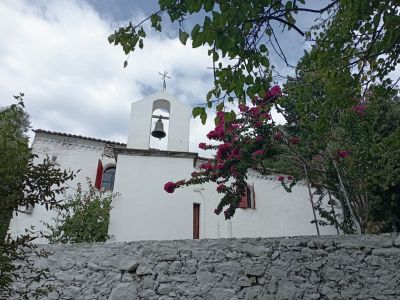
109,0 -> 399,119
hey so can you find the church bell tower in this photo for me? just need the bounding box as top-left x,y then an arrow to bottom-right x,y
126,91 -> 191,152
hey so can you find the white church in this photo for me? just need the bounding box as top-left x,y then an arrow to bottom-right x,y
9,91 -> 339,242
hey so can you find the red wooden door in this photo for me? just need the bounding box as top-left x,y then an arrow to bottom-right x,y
193,203 -> 200,239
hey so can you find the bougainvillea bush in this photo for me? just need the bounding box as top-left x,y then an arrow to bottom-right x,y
164,86 -> 301,219
164,81 -> 400,235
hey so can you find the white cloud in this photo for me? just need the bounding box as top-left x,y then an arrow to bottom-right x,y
0,0 -> 214,146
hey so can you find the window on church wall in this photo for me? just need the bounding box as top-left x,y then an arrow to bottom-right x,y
102,167 -> 116,190
94,159 -> 116,191
238,184 -> 256,209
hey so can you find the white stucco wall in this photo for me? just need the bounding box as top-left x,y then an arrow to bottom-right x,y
8,132 -> 116,242
109,153 -> 197,241
109,153 -> 339,242
9,132 -> 339,243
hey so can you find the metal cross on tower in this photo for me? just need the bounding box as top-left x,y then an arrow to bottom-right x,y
158,70 -> 171,91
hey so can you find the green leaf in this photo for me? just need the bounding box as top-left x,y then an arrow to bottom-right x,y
213,51 -> 219,61
216,102 -> 224,111
192,106 -> 204,118
123,60 -> 128,68
200,111 -> 207,125
179,30 -> 190,45
206,90 -> 213,101
204,0 -> 214,12
224,110 -> 236,122
260,44 -> 267,53
191,24 -> 201,38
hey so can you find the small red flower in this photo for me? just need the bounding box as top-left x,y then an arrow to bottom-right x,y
230,165 -> 239,177
290,136 -> 301,145
216,184 -> 225,193
273,132 -> 283,141
259,113 -> 271,120
200,163 -> 214,171
337,150 -> 349,158
198,142 -> 207,149
249,107 -> 260,117
164,182 -> 176,193
238,103 -> 249,112
252,149 -> 264,157
207,124 -> 225,140
278,175 -> 285,182
268,85 -> 282,98
351,104 -> 367,116
288,175 -> 293,180
264,85 -> 282,101
254,121 -> 263,128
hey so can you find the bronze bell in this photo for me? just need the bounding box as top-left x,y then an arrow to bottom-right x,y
151,116 -> 166,139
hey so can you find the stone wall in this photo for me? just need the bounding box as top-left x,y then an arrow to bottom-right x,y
10,235 -> 400,299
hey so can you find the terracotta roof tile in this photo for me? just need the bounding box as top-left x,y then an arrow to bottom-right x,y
33,129 -> 126,146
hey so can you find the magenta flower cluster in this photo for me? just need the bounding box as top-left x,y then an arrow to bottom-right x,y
163,85 -> 302,219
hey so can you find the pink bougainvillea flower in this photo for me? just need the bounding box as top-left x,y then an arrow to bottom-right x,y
216,163 -> 225,170
216,142 -> 231,160
290,136 -> 301,145
259,113 -> 271,120
164,181 -> 176,193
264,85 -> 282,101
230,165 -> 239,177
228,148 -> 241,160
199,163 -> 214,171
351,104 -> 367,116
256,135 -> 263,142
278,175 -> 285,182
269,85 -> 282,98
198,142 -> 207,150
273,131 -> 283,141
287,175 -> 293,180
249,106 -> 260,117
238,103 -> 249,112
252,149 -> 264,157
337,150 -> 350,158
216,111 -> 225,122
207,123 -> 225,140
254,121 -> 263,128
216,184 -> 226,193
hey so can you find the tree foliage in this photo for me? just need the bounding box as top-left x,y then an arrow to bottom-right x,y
109,0 -> 399,119
280,53 -> 400,233
0,96 -> 76,296
44,179 -> 116,243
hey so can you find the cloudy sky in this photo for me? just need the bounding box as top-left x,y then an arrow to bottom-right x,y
0,0 -> 316,154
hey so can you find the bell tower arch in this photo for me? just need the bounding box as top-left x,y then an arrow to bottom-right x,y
127,91 -> 191,152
